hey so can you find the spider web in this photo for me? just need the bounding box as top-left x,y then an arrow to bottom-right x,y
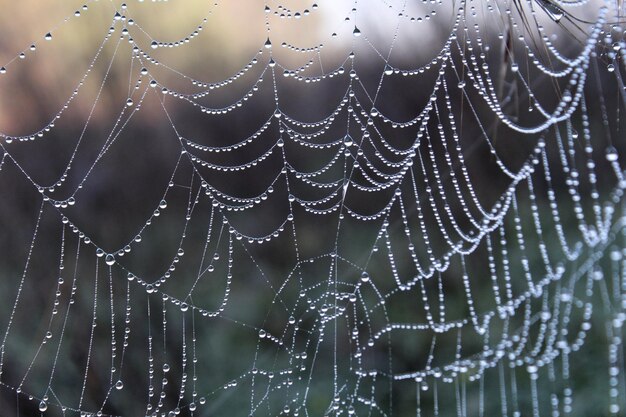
0,0 -> 625,416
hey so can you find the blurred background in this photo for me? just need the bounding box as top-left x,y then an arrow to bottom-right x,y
0,1 -> 625,416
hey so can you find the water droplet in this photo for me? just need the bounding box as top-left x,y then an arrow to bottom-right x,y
126,98 -> 133,107
44,33 -> 52,41
541,1 -> 563,22
151,41 -> 158,49
159,199 -> 167,209
360,272 -> 370,282
353,26 -> 361,37
607,146 -> 619,162
264,38 -> 272,49
115,380 -> 124,390
163,363 -> 170,372
105,254 -> 115,266
180,303 -> 189,312
96,248 -> 105,257
39,401 -> 48,412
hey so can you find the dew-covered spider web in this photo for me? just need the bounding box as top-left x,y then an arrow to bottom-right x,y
1,0 -> 626,416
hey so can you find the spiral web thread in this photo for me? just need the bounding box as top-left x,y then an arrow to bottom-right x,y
0,0 -> 626,416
